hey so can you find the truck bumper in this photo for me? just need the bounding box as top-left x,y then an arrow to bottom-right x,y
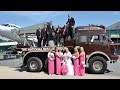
110,54 -> 119,61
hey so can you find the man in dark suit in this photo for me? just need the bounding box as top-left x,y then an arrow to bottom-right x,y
36,26 -> 42,47
46,21 -> 55,45
55,25 -> 61,46
66,15 -> 75,39
41,24 -> 47,46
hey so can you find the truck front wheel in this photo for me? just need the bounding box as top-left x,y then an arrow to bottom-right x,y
27,57 -> 43,72
89,56 -> 107,74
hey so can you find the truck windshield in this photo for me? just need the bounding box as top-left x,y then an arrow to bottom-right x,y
74,32 -> 113,43
74,33 -> 100,43
74,33 -> 87,42
101,34 -> 114,44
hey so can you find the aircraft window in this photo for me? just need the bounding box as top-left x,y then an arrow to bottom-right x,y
10,25 -> 13,27
1,24 -> 19,28
1,24 -> 20,29
11,25 -> 19,28
14,26 -> 18,28
2,24 -> 9,26
8,25 -> 11,27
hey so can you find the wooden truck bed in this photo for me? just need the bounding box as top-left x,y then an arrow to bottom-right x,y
15,46 -> 64,52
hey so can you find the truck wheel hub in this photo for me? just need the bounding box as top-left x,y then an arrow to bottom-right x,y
93,61 -> 103,71
30,61 -> 38,70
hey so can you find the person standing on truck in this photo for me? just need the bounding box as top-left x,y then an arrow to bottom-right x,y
62,24 -> 68,44
66,15 -> 75,39
79,47 -> 86,76
55,47 -> 63,75
48,48 -> 55,75
72,47 -> 80,76
55,25 -> 61,46
41,24 -> 47,46
46,21 -> 55,45
36,26 -> 42,47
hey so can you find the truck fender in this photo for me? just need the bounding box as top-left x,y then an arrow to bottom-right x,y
23,51 -> 34,61
86,51 -> 111,67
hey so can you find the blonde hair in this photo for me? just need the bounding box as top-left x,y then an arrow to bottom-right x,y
75,46 -> 80,49
49,47 -> 54,52
74,47 -> 78,52
80,47 -> 85,53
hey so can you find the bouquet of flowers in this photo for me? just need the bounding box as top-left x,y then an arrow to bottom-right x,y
81,61 -> 86,67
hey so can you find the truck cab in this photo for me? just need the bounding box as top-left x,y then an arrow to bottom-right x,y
65,25 -> 118,73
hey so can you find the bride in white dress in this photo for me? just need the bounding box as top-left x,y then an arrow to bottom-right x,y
63,47 -> 74,75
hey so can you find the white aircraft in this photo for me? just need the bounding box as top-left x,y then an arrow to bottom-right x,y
0,22 -> 48,47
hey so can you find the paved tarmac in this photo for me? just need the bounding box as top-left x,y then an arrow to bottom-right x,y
0,53 -> 120,79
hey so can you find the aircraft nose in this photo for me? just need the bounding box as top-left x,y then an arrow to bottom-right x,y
0,28 -> 3,35
0,27 -> 1,30
0,27 -> 9,35
0,27 -> 3,31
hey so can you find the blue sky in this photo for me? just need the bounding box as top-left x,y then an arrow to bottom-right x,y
0,11 -> 120,27
0,11 -> 120,40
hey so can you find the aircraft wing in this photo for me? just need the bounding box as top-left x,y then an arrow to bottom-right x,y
19,22 -> 48,34
0,42 -> 18,46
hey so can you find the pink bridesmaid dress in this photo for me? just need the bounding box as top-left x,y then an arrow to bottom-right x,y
61,60 -> 68,75
79,52 -> 86,76
56,52 -> 62,75
73,52 -> 80,76
48,52 -> 55,74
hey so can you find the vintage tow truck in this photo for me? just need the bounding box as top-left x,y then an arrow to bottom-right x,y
16,25 -> 118,74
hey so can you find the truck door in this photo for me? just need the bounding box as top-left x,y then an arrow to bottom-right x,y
99,34 -> 111,54
87,35 -> 101,53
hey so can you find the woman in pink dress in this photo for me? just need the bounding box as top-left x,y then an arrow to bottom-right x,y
79,47 -> 86,76
48,48 -> 55,75
72,47 -> 80,76
55,47 -> 63,75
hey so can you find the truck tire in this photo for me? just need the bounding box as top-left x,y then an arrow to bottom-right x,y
27,57 -> 43,72
89,56 -> 107,74
3,55 -> 7,60
44,58 -> 48,73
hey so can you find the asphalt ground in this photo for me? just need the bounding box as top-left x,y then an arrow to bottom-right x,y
0,53 -> 120,79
